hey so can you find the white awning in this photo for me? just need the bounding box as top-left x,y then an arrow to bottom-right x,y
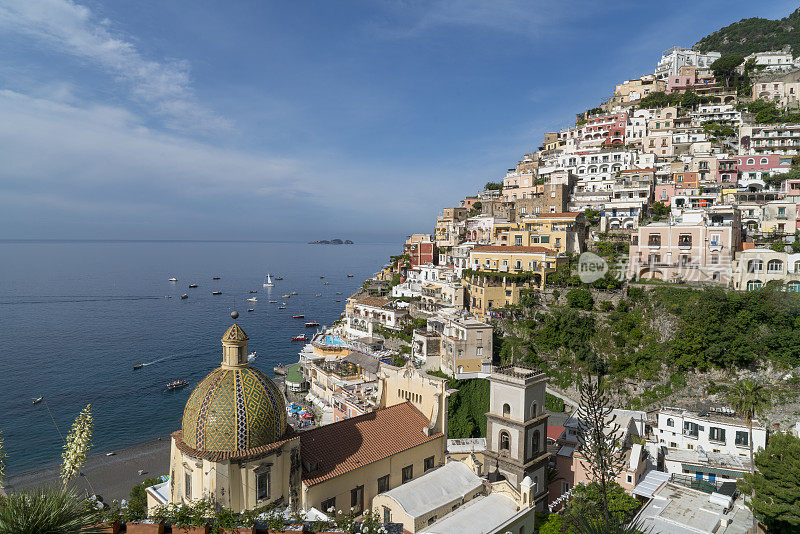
633,469 -> 670,499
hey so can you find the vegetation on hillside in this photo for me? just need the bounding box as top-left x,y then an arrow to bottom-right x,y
695,8 -> 800,56
427,371 -> 489,438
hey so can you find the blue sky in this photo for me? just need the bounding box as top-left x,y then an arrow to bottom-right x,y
0,0 -> 796,242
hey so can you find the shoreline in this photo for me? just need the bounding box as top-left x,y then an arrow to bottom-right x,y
5,438 -> 171,502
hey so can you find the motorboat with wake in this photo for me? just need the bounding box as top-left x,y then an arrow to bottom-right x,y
248,351 -> 257,362
305,321 -> 320,328
169,277 -> 178,282
291,334 -> 308,342
33,396 -> 43,404
263,273 -> 274,287
247,297 -> 258,303
133,363 -> 144,370
212,291 -> 222,295
180,294 -> 188,299
166,379 -> 188,391
292,314 -> 304,319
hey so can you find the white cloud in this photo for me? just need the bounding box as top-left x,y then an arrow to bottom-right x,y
0,0 -> 230,132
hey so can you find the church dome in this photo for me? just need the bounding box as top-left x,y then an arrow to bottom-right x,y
181,363 -> 287,452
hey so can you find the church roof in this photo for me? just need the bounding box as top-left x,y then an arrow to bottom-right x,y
300,402 -> 443,487
381,462 -> 484,519
221,323 -> 248,342
181,366 -> 286,453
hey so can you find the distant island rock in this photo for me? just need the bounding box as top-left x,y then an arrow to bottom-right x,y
308,239 -> 354,245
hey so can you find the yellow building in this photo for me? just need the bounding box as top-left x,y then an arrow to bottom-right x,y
464,246 -> 563,316
492,213 -> 586,254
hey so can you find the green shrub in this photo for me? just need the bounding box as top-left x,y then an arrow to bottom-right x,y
566,288 -> 594,310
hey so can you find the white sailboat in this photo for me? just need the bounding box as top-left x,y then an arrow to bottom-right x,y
263,273 -> 275,287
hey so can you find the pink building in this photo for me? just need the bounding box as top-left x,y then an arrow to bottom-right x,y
666,66 -> 716,94
734,154 -> 791,173
582,112 -> 627,146
717,158 -> 738,185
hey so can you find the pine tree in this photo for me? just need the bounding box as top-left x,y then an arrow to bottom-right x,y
576,374 -> 624,526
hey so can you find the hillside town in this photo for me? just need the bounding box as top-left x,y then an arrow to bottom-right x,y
258,44 -> 800,533
7,23 -> 800,534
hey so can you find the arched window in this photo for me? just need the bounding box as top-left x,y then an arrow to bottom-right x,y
747,259 -> 763,273
503,403 -> 511,418
666,418 -> 674,427
532,430 -> 540,453
788,281 -> 800,292
499,431 -> 510,451
747,280 -> 763,291
760,157 -> 769,164
767,259 -> 784,273
531,402 -> 538,418
794,260 -> 800,273
747,158 -> 755,165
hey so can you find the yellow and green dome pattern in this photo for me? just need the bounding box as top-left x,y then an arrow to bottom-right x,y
181,366 -> 286,452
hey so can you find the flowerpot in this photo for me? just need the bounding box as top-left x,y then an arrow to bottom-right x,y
125,521 -> 165,534
220,528 -> 255,534
172,525 -> 210,534
86,521 -> 121,534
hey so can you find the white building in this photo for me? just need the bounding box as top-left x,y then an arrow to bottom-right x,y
743,49 -> 795,72
344,296 -> 407,338
690,104 -> 741,126
655,47 -> 721,79
655,406 -> 767,457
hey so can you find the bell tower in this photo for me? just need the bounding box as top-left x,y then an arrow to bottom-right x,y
483,364 -> 549,511
221,310 -> 249,368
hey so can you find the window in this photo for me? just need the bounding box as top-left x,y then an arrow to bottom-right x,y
666,418 -> 674,427
402,465 -> 414,483
711,254 -> 719,265
476,347 -> 483,356
424,456 -> 435,472
350,485 -> 364,514
322,497 -> 336,513
648,234 -> 661,246
383,507 -> 391,524
532,430 -> 540,453
514,235 -> 522,246
761,157 -> 769,164
747,260 -> 763,273
499,431 -> 511,451
378,474 -> 390,493
767,259 -> 783,273
709,427 -> 726,443
678,234 -> 692,247
747,158 -> 755,165
427,517 -> 437,526
184,468 -> 192,499
735,431 -> 749,447
684,421 -> 699,437
256,467 -> 271,501
747,280 -> 763,291
503,403 -> 511,418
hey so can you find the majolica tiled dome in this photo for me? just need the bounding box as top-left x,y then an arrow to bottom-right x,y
181,363 -> 287,452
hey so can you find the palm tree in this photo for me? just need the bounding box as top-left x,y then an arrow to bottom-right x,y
726,379 -> 771,531
0,486 -> 103,534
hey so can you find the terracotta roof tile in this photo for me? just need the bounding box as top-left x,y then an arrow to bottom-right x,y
471,245 -> 555,255
300,402 -> 443,487
356,297 -> 392,308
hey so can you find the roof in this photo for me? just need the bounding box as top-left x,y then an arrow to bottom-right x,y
633,469 -> 670,499
547,425 -> 565,441
285,362 -> 304,384
221,323 -> 248,342
471,245 -> 554,255
300,402 -> 443,487
381,462 -> 484,519
527,212 -> 581,218
419,493 -> 520,534
342,351 -> 380,374
172,429 -> 298,462
447,438 -> 486,454
356,297 -> 391,308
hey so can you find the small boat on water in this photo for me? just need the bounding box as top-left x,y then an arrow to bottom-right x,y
347,274 -> 354,277
166,379 -> 188,391
275,276 -> 283,280
335,300 -> 341,302
212,291 -> 222,295
269,300 -> 278,303
247,297 -> 258,303
305,321 -> 320,328
320,276 -> 325,279
249,290 -> 258,293
189,283 -> 198,288
165,295 -> 172,299
291,334 -> 308,342
292,314 -> 304,319
247,308 -> 254,312
281,294 -> 291,299
33,396 -> 43,405
264,273 -> 274,287
248,351 -> 257,362
180,294 -> 189,299
169,277 -> 178,282
290,291 -> 298,295
336,291 -> 342,294
133,363 -> 144,370
278,304 -> 286,309
315,293 -> 322,297
213,276 -> 221,280
323,282 -> 330,285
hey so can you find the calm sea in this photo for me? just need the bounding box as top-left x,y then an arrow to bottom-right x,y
0,240 -> 396,476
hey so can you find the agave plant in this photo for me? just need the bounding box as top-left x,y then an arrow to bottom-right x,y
0,486 -> 104,534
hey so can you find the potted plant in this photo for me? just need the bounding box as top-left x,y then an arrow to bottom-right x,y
167,500 -> 211,534
89,500 -> 122,534
123,503 -> 166,534
214,508 -> 256,534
